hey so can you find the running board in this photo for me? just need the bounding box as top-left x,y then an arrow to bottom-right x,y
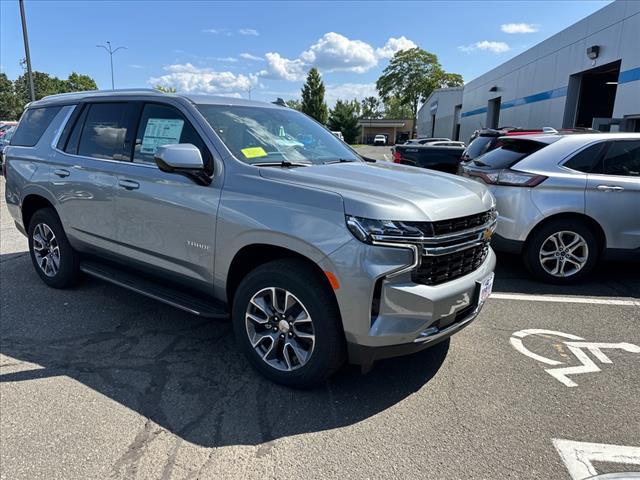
80,260 -> 228,319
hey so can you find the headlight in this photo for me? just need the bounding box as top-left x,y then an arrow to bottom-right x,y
346,216 -> 424,244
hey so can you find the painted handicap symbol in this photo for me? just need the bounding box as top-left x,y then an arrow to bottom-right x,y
510,329 -> 640,387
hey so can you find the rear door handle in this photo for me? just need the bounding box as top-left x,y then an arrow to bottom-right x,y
596,185 -> 624,192
53,169 -> 70,178
118,179 -> 140,190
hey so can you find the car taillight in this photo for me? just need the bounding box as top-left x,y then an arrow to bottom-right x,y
392,150 -> 402,163
470,169 -> 547,187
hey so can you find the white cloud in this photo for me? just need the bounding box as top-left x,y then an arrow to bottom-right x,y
300,32 -> 378,74
458,41 -> 510,54
259,32 -> 418,81
149,63 -> 257,94
240,53 -> 264,61
376,36 -> 417,58
213,56 -> 238,63
501,23 -> 538,34
202,28 -> 231,36
261,52 -> 307,81
324,82 -> 377,106
238,28 -> 259,36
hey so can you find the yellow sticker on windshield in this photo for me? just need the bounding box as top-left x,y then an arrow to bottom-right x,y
241,147 -> 268,159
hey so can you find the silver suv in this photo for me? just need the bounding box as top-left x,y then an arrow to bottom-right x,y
461,133 -> 640,283
4,90 -> 496,387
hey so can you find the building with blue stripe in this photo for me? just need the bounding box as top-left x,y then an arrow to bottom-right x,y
418,1 -> 640,142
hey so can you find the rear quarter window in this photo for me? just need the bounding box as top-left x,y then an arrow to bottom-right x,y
10,106 -> 62,147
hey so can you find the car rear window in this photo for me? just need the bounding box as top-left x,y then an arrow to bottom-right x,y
464,136 -> 495,159
10,106 -> 62,147
473,139 -> 547,169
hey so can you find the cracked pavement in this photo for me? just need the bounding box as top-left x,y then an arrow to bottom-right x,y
1,179 -> 639,479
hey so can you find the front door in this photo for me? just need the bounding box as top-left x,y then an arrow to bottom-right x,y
585,139 -> 640,251
112,102 -> 221,288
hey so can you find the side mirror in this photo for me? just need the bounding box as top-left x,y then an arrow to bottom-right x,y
154,144 -> 204,171
154,144 -> 211,186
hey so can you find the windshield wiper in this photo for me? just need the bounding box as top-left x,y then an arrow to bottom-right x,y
253,160 -> 311,168
323,158 -> 357,164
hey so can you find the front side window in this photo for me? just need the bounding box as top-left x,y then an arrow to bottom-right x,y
133,103 -> 212,174
563,142 -> 606,173
599,140 -> 640,177
77,103 -> 136,161
11,106 -> 61,147
197,104 -> 359,165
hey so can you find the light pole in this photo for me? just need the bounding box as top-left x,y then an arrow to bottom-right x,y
19,0 -> 35,102
96,41 -> 126,90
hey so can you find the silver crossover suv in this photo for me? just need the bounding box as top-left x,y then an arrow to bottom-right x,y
461,133 -> 640,284
5,90 -> 496,387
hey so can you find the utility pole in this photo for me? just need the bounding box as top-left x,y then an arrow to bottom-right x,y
96,41 -> 126,89
19,0 -> 35,102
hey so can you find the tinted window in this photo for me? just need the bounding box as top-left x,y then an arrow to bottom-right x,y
78,103 -> 135,161
464,136 -> 495,160
62,105 -> 89,155
601,140 -> 640,177
133,103 -> 212,173
11,107 -> 61,147
473,139 -> 546,169
563,142 -> 606,173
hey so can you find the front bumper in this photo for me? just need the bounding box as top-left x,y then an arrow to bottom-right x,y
321,239 -> 496,366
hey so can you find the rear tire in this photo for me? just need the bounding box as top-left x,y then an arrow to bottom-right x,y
523,218 -> 599,284
27,208 -> 81,289
232,259 -> 345,388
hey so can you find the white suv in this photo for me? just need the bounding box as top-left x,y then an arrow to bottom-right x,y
373,134 -> 386,146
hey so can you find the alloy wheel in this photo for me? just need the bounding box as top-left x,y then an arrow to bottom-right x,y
32,223 -> 61,277
245,287 -> 315,371
538,230 -> 589,278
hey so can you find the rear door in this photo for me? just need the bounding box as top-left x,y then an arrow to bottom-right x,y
50,102 -> 138,253
585,139 -> 640,250
111,101 -> 221,288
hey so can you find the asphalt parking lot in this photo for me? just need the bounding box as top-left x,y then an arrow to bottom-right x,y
1,179 -> 639,480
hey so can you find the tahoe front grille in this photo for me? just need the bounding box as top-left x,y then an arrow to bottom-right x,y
412,243 -> 489,286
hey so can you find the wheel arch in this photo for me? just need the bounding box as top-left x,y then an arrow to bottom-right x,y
525,212 -> 607,253
21,193 -> 57,231
226,243 -> 339,308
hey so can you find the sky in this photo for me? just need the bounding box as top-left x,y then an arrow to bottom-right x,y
0,0 -> 612,105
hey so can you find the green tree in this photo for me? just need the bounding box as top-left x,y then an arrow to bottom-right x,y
300,68 -> 328,124
376,47 -> 463,136
65,72 -> 98,92
154,84 -> 177,93
360,96 -> 382,119
383,96 -> 413,119
285,99 -> 302,111
328,99 -> 361,144
0,73 -> 20,120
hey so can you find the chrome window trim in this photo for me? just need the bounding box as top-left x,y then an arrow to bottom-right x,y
50,105 -> 76,150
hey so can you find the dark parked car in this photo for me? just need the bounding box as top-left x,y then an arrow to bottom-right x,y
392,142 -> 466,174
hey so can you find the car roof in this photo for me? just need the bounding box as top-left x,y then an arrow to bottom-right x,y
27,89 -> 285,110
502,132 -> 640,143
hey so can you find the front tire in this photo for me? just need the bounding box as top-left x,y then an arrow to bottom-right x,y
523,219 -> 599,284
232,259 -> 345,388
27,208 -> 81,288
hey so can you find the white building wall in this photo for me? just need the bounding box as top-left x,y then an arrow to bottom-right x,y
459,0 -> 640,142
416,87 -> 463,139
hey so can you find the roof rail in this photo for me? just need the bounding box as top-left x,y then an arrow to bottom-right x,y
41,88 -> 159,101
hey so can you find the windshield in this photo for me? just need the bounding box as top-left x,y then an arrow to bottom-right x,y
197,104 -> 360,165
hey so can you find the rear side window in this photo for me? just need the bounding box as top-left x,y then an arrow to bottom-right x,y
600,140 -> 640,177
77,103 -> 137,161
563,142 -> 606,173
474,139 -> 546,169
10,106 -> 61,147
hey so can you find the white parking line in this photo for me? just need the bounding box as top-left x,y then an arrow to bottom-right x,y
490,292 -> 640,307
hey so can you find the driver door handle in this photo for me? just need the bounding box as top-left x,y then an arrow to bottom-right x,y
53,169 -> 70,178
118,179 -> 140,190
596,185 -> 624,192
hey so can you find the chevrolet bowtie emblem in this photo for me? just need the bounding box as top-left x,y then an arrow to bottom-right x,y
483,228 -> 494,241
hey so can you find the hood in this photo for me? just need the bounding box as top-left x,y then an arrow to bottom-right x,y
259,161 -> 495,221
